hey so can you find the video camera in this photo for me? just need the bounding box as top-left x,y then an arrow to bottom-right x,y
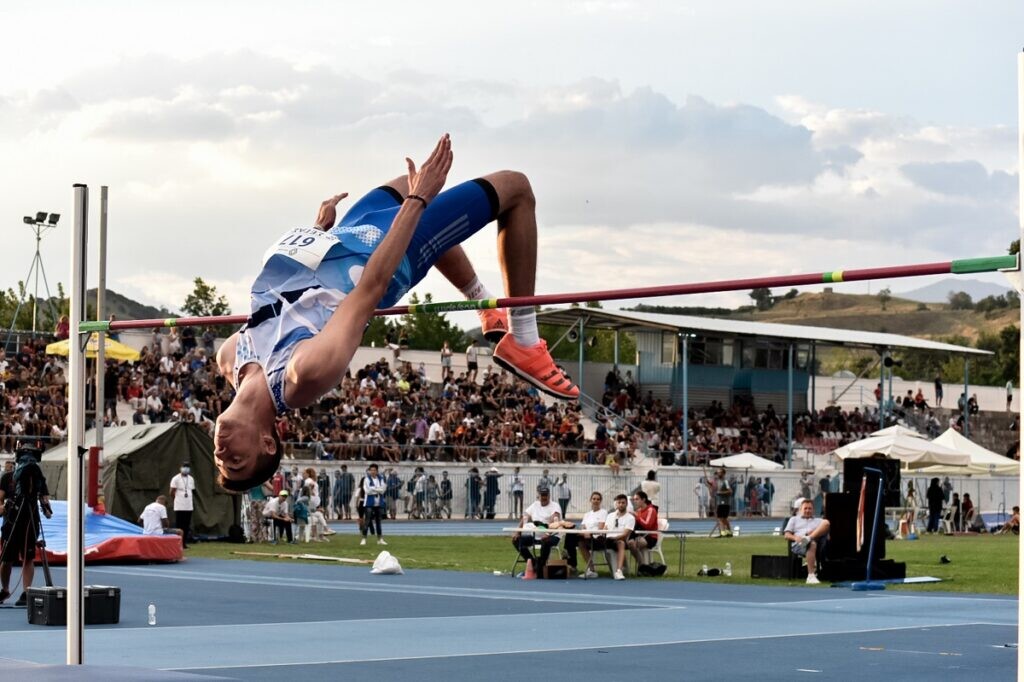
15,440 -> 43,465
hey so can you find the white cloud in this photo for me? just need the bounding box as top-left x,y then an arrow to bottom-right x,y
0,52 -> 1016,329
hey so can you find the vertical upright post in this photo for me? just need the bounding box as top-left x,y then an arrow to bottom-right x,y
1016,46 -> 1023,665
576,318 -> 584,396
67,183 -> 88,664
887,357 -> 894,418
95,187 -> 107,480
613,329 -> 620,368
810,342 -> 816,411
681,335 -> 689,463
963,358 -> 970,438
32,228 -> 40,333
787,344 -> 794,468
879,350 -> 886,429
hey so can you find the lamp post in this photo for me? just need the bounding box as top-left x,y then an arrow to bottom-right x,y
18,211 -> 60,333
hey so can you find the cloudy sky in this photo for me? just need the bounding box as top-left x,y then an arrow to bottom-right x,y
0,1 -> 1021,327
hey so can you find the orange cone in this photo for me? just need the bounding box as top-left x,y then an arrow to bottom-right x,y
523,558 -> 537,580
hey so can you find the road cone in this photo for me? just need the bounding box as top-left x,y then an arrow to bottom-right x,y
523,558 -> 537,580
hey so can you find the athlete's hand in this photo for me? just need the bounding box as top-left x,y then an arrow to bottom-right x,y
314,193 -> 349,230
406,134 -> 453,204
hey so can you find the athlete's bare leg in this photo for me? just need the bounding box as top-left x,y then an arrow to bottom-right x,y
380,172 -> 536,296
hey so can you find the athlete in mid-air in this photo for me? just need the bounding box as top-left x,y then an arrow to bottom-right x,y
214,135 -> 578,490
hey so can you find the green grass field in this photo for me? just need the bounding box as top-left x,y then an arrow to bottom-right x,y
186,531 -> 1019,595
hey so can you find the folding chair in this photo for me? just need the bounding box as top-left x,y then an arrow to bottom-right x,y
631,519 -> 670,575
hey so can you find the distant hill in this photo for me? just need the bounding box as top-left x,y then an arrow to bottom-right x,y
895,278 -> 1012,304
84,289 -> 172,321
720,289 -> 1016,342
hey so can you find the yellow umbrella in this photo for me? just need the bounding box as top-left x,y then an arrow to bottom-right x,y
46,333 -> 141,362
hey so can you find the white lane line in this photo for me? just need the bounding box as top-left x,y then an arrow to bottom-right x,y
167,622 -> 998,671
85,566 -> 699,608
0,606 -> 672,635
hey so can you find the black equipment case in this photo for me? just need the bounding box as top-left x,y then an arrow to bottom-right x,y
27,585 -> 121,626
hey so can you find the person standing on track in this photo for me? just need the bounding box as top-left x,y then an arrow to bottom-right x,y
169,462 -> 196,548
213,135 -> 578,492
360,463 -> 387,546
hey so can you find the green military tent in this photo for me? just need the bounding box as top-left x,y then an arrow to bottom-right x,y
40,422 -> 239,537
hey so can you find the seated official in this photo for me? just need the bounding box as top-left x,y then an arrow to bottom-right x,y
784,498 -> 830,585
512,486 -> 564,577
576,491 -> 609,579
139,494 -> 184,538
605,494 -> 635,581
628,490 -> 662,575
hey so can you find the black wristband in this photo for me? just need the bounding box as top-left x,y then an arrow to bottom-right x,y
406,194 -> 428,208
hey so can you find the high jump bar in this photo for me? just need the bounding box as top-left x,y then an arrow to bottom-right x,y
78,254 -> 1018,333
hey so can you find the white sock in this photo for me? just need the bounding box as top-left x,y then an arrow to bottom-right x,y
509,307 -> 539,346
460,276 -> 492,300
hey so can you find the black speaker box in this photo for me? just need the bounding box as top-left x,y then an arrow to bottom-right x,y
750,554 -> 804,579
842,457 -> 901,508
825,492 -> 887,562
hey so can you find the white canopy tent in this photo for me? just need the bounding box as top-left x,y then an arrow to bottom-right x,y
832,426 -> 970,469
709,452 -> 784,470
923,428 -> 1020,475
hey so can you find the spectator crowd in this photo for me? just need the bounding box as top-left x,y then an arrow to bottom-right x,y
0,330 -> 950,471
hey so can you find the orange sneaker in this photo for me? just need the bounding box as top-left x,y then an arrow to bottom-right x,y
493,336 -> 579,400
478,308 -> 509,343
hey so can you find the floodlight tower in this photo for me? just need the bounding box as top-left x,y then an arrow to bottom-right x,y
6,211 -> 61,343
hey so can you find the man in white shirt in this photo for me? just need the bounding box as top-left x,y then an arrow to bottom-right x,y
576,491 -> 609,579
169,463 -> 196,548
512,486 -> 563,577
138,494 -> 183,539
784,498 -> 830,585
606,494 -> 636,580
427,419 -> 446,460
465,339 -> 480,383
263,490 -> 294,543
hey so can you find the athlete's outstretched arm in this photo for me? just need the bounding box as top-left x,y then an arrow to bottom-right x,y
286,134 -> 453,406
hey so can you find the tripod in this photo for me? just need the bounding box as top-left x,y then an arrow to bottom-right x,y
4,213 -> 60,353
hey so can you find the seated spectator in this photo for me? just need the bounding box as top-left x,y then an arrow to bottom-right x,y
138,494 -> 183,538
605,494 -> 635,581
996,506 -> 1020,535
784,498 -> 830,584
263,490 -> 294,544
576,491 -> 609,579
511,485 -> 563,577
628,490 -> 664,575
961,493 -> 975,531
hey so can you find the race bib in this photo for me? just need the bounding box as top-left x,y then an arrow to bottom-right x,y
263,227 -> 339,270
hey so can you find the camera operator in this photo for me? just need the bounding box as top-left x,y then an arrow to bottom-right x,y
0,442 -> 53,606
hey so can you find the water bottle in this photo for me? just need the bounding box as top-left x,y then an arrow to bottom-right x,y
724,561 -> 732,577
148,603 -> 156,626
734,525 -> 741,537
701,563 -> 708,576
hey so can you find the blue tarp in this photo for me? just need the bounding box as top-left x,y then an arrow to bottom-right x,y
33,500 -> 143,554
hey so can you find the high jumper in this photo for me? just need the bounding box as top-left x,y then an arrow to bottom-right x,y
211,134 -> 578,492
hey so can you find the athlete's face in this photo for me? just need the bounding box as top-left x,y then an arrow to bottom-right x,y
214,411 -> 275,485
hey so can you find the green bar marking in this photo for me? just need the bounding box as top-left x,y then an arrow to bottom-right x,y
951,255 -> 1018,274
78,321 -> 110,333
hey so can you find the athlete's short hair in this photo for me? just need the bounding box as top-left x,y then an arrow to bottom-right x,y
217,429 -> 283,493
